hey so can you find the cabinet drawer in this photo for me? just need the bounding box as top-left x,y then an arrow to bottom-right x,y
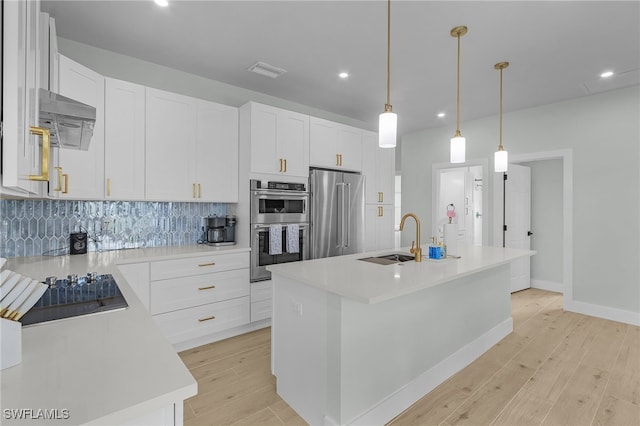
151,268 -> 249,315
150,252 -> 249,280
153,296 -> 249,345
251,299 -> 272,322
250,280 -> 272,303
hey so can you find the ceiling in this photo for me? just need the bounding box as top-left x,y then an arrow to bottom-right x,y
42,1 -> 640,137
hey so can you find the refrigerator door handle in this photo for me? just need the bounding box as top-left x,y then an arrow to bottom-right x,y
345,183 -> 351,247
337,182 -> 344,248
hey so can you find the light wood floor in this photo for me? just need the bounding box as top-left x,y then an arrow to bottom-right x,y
179,289 -> 640,425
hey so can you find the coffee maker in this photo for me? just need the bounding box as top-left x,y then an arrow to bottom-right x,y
203,215 -> 236,245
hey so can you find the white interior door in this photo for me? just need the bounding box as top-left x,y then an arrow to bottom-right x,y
504,164 -> 532,292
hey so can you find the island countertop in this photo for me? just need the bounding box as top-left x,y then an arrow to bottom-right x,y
267,244 -> 535,304
0,244 -> 248,425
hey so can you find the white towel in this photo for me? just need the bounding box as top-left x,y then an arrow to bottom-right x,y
287,224 -> 299,254
269,224 -> 282,255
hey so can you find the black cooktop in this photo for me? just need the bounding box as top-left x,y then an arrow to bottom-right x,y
20,274 -> 128,326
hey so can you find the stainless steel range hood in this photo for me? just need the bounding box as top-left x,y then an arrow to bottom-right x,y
38,88 -> 96,150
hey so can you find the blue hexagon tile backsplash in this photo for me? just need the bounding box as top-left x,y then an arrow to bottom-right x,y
0,199 -> 226,258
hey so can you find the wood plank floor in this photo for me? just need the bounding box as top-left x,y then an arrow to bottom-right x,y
179,289 -> 640,425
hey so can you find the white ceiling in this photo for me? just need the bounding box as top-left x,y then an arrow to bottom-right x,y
42,0 -> 640,136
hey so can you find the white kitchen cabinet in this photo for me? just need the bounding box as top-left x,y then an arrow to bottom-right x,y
104,78 -> 146,200
309,117 -> 362,172
242,102 -> 309,178
145,87 -> 196,201
53,55 -> 105,199
250,280 -> 273,322
364,204 -> 395,253
146,88 -> 239,202
1,0 -> 48,196
195,99 -> 239,202
362,130 -> 395,204
148,252 -> 251,349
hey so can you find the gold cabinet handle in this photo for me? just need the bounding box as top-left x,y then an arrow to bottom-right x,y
283,159 -> 287,173
198,183 -> 202,198
198,285 -> 216,291
192,183 -> 197,198
336,153 -> 340,166
106,178 -> 111,197
198,262 -> 216,267
279,158 -> 283,172
378,206 -> 383,217
198,315 -> 216,322
62,173 -> 69,194
53,167 -> 63,192
28,126 -> 51,181
379,192 -> 384,203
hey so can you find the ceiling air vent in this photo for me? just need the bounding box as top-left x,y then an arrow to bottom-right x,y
247,61 -> 287,79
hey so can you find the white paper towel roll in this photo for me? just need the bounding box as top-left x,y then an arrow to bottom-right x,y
444,223 -> 459,256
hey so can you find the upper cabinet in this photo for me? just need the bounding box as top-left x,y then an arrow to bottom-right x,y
242,102 -> 309,179
1,0 -> 48,196
52,55 -> 105,200
104,78 -> 146,200
145,87 -> 239,202
145,87 -> 197,201
195,99 -> 239,202
309,117 -> 362,172
362,130 -> 395,205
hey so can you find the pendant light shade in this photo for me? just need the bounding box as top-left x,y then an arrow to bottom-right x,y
379,108 -> 398,148
450,26 -> 467,164
494,62 -> 509,173
379,0 -> 397,148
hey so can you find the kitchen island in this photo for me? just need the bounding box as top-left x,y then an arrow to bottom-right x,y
0,245 -> 248,426
267,244 -> 535,426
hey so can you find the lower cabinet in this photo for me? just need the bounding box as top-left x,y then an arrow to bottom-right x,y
250,280 -> 273,322
365,204 -> 395,252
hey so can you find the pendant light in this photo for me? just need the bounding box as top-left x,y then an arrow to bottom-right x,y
379,0 -> 397,148
450,26 -> 467,163
494,62 -> 509,173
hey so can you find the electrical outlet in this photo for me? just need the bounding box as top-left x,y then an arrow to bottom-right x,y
101,216 -> 112,232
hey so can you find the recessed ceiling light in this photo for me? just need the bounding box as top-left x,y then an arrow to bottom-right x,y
600,71 -> 614,78
437,112 -> 446,118
339,72 -> 349,79
154,0 -> 169,7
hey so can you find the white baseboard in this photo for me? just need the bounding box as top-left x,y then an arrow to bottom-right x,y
530,279 -> 563,293
172,319 -> 271,352
565,300 -> 640,327
348,317 -> 513,426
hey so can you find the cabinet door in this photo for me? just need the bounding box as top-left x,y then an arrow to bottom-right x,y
1,0 -> 45,195
309,117 -> 339,169
56,55 -> 105,199
365,204 -> 395,252
249,103 -> 279,175
337,124 -> 362,171
362,130 -> 395,204
145,87 -> 196,201
276,109 -> 309,178
377,142 -> 395,204
104,78 -> 145,200
196,100 -> 239,202
364,204 -> 380,252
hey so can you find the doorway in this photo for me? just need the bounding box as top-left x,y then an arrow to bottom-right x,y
492,150 -> 573,303
432,159 -> 489,247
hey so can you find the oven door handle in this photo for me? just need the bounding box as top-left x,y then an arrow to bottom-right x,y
253,223 -> 309,230
252,191 -> 309,199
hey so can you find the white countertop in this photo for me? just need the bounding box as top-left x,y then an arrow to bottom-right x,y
267,244 -> 535,304
0,244 -> 249,425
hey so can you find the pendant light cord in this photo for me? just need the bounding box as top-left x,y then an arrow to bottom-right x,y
456,33 -> 461,134
385,0 -> 391,110
499,67 -> 503,150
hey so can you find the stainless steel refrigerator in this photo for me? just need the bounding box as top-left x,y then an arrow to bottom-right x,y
310,168 -> 365,259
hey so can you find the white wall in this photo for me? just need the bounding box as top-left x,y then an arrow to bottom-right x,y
401,85 -> 640,318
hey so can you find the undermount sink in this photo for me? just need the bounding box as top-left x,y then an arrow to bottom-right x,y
358,252 -> 415,265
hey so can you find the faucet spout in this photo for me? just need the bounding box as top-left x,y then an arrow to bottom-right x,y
399,213 -> 422,262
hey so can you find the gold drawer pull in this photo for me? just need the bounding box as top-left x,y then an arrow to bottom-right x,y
198,285 -> 216,291
62,173 -> 69,194
28,126 -> 50,181
107,178 -> 111,196
53,167 -> 63,191
198,315 -> 216,322
198,262 -> 216,267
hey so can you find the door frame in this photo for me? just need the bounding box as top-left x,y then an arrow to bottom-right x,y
492,149 -> 573,308
432,158 -> 490,246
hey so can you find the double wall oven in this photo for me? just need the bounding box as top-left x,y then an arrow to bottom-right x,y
250,180 -> 310,282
